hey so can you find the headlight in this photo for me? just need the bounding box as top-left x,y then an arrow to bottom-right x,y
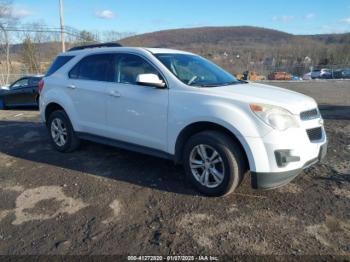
250,104 -> 299,131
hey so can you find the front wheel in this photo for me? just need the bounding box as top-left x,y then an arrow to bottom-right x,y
183,131 -> 246,197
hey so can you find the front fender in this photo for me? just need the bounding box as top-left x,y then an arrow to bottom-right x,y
168,95 -> 272,171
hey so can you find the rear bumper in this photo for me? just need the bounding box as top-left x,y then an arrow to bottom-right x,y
252,142 -> 327,189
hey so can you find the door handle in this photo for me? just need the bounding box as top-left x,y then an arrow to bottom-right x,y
109,90 -> 121,97
67,84 -> 76,89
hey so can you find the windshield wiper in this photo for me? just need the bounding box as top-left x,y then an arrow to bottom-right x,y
221,81 -> 246,86
193,81 -> 245,88
196,84 -> 220,87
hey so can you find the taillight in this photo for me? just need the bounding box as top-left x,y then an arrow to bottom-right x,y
38,79 -> 44,94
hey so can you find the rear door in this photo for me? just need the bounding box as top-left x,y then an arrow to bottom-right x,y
67,53 -> 115,136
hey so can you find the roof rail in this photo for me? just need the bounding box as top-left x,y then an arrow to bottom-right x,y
68,42 -> 122,51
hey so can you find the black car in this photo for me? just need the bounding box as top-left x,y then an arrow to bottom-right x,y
333,68 -> 350,79
0,76 -> 42,109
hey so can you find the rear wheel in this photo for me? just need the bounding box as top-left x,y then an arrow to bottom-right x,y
183,131 -> 246,197
47,110 -> 80,152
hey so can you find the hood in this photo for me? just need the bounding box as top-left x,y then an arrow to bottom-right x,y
0,89 -> 8,95
208,82 -> 317,114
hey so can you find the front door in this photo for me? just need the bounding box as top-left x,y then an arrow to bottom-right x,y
106,53 -> 169,152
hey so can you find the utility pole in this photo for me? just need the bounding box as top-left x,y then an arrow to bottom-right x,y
59,0 -> 65,52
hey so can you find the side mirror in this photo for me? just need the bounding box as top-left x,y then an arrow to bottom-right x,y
136,74 -> 166,89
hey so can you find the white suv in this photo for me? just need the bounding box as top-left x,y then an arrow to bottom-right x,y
39,44 -> 327,196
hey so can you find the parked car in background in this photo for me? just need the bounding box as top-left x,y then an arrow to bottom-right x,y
268,71 -> 292,81
236,71 -> 266,81
341,69 -> 350,79
291,75 -> 300,81
333,69 -> 350,79
311,69 -> 332,79
0,85 -> 10,90
333,69 -> 343,79
302,72 -> 312,80
0,75 -> 43,109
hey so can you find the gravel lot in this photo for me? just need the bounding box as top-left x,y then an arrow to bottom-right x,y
0,81 -> 349,257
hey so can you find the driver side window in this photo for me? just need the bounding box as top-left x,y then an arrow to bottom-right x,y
11,78 -> 29,89
116,54 -> 162,85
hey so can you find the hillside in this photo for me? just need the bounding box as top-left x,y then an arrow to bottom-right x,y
5,26 -> 350,77
120,26 -> 294,47
120,26 -> 350,75
120,26 -> 350,47
307,33 -> 350,44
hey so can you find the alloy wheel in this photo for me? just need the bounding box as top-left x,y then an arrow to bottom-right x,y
51,118 -> 68,147
189,144 -> 225,188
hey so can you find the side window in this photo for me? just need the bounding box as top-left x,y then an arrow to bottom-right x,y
11,78 -> 29,89
117,54 -> 162,85
46,56 -> 74,76
69,54 -> 115,82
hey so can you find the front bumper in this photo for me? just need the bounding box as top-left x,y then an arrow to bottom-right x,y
251,142 -> 327,189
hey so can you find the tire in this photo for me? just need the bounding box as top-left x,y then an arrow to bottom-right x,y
47,110 -> 80,153
183,131 -> 246,197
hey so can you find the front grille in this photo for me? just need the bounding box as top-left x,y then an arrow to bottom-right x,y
307,127 -> 323,142
300,108 -> 319,120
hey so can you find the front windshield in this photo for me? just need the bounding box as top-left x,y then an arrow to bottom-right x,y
155,53 -> 242,87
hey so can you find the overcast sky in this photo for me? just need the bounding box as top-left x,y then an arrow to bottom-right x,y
12,0 -> 350,35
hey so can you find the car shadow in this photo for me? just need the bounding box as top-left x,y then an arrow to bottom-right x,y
319,105 -> 350,120
2,106 -> 38,111
315,172 -> 350,184
0,119 -> 197,196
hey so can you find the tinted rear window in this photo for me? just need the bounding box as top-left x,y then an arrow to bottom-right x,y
46,56 -> 74,76
69,54 -> 115,82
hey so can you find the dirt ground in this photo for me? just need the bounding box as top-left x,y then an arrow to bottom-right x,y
0,81 -> 349,257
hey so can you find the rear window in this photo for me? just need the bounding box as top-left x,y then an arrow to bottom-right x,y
69,54 -> 115,82
46,56 -> 74,76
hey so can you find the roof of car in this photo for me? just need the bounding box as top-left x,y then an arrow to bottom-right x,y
64,46 -> 193,56
19,74 -> 44,79
145,48 -> 193,55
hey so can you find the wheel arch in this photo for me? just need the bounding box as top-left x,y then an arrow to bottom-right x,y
45,102 -> 66,123
174,121 -> 254,170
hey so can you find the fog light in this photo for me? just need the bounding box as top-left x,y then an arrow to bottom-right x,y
275,150 -> 300,167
